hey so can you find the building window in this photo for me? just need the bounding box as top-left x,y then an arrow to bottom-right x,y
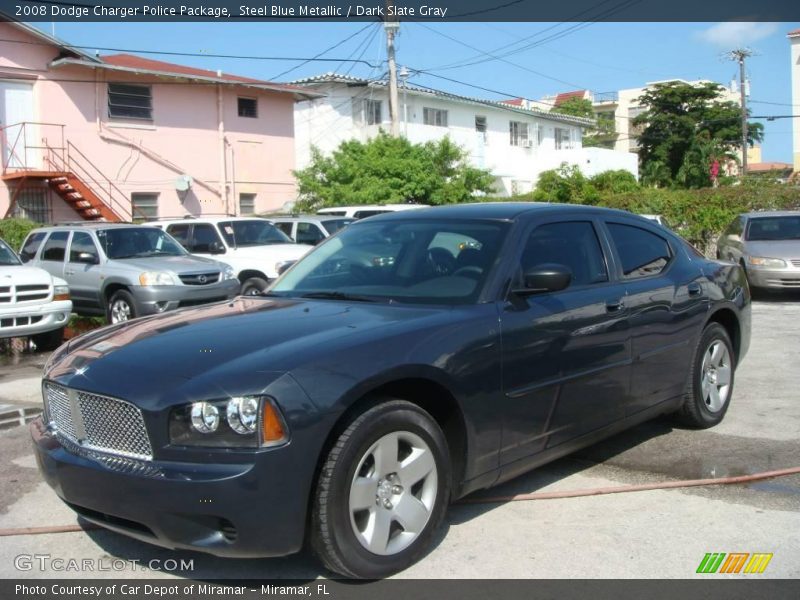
239,193 -> 256,215
555,127 -> 573,150
509,121 -> 530,146
11,188 -> 50,223
353,99 -> 382,125
108,83 -> 152,120
423,107 -> 448,127
238,97 -> 258,118
131,193 -> 158,221
475,116 -> 487,143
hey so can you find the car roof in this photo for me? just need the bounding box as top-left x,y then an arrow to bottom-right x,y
33,222 -> 153,231
271,214 -> 354,221
152,216 -> 272,224
357,202 -> 642,222
742,210 -> 800,219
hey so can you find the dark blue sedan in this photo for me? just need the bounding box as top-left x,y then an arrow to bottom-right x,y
31,203 -> 750,578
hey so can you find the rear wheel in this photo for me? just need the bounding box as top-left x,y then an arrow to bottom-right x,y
240,277 -> 269,296
107,290 -> 137,324
311,400 -> 450,578
676,322 -> 735,428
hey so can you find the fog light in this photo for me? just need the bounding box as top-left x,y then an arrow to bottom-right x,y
226,397 -> 259,434
155,301 -> 169,313
190,402 -> 219,433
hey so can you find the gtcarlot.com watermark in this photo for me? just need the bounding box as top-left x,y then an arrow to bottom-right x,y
14,554 -> 194,573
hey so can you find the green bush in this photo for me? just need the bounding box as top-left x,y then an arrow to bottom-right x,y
0,218 -> 39,252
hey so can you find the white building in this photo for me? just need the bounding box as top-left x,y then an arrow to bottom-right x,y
790,28 -> 800,173
292,73 -> 638,197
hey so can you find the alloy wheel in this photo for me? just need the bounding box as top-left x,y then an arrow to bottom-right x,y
700,340 -> 732,412
110,299 -> 132,323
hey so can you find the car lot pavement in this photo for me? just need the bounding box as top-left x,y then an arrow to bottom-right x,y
0,296 -> 798,579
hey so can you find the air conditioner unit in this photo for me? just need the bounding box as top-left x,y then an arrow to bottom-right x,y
521,140 -> 534,148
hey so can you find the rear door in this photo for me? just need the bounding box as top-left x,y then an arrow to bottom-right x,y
36,231 -> 69,280
65,231 -> 103,312
498,216 -> 631,469
602,219 -> 708,414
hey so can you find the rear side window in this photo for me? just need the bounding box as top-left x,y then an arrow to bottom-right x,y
521,221 -> 608,287
40,231 -> 69,262
166,224 -> 191,248
274,222 -> 294,237
20,232 -> 46,262
296,222 -> 325,245
607,223 -> 672,279
189,223 -> 223,253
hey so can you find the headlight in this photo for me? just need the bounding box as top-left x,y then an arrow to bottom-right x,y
223,266 -> 236,280
747,256 -> 786,268
169,396 -> 288,448
139,271 -> 176,286
53,285 -> 70,301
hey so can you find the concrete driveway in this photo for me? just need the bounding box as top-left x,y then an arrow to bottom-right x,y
1,296 -> 798,579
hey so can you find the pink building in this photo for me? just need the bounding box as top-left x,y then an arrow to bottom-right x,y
0,21 -> 317,223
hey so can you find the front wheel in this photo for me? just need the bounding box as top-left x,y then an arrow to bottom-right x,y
311,400 -> 451,578
240,277 -> 269,296
107,290 -> 137,324
676,322 -> 735,428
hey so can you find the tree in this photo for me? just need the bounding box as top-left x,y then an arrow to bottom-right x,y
632,81 -> 763,187
294,132 -> 495,210
551,96 -> 594,119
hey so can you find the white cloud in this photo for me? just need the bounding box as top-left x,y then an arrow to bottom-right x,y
696,22 -> 779,47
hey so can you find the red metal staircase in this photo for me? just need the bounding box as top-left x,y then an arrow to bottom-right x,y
1,122 -> 134,222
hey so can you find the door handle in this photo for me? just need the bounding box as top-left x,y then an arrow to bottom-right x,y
606,298 -> 625,313
65,269 -> 75,276
688,282 -> 702,296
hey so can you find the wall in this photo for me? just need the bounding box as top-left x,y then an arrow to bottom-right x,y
0,22 -> 297,221
791,35 -> 800,173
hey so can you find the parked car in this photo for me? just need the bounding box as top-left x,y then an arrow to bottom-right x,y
716,211 -> 800,291
317,204 -> 426,219
32,204 -> 750,578
148,217 -> 310,295
271,215 -> 355,245
21,223 -> 239,324
0,237 -> 71,350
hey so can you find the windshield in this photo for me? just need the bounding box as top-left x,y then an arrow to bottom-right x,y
271,219 -> 508,305
746,216 -> 800,241
0,239 -> 21,266
98,228 -> 187,259
322,219 -> 355,234
219,220 -> 292,247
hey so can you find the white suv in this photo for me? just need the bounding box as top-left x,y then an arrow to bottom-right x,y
0,237 -> 72,350
150,217 -> 311,295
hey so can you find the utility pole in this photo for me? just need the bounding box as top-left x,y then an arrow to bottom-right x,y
384,3 -> 400,136
727,48 -> 753,176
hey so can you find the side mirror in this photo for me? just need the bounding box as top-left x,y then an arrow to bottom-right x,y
728,234 -> 741,242
277,260 -> 296,275
513,264 -> 572,296
78,252 -> 99,265
208,241 -> 226,255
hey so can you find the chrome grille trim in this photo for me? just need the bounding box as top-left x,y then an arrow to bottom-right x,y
179,271 -> 220,286
790,259 -> 800,268
43,382 -> 153,461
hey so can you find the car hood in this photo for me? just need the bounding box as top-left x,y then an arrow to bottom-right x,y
113,255 -> 226,273
46,296 -> 441,392
745,240 -> 800,259
228,244 -> 311,261
0,265 -> 56,285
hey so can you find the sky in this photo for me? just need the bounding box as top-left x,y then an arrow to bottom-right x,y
42,20 -> 800,163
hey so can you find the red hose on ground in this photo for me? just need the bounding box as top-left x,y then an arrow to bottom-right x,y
1,466 -> 798,537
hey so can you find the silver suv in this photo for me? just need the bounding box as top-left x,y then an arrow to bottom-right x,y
21,224 -> 240,323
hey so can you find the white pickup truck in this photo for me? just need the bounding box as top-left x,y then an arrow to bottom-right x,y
149,217 -> 311,295
1,237 -> 72,351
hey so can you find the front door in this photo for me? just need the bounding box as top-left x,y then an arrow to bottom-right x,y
0,82 -> 35,168
498,218 -> 631,470
65,231 -> 104,312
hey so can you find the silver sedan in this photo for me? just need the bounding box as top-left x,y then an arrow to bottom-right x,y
716,211 -> 800,290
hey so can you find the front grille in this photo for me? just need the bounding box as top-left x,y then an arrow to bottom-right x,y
0,315 -> 43,329
44,382 -> 153,460
790,259 -> 800,268
0,284 -> 51,304
179,272 -> 220,286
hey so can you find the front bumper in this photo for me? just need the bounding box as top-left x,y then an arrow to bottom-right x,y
0,300 -> 72,338
129,280 -> 240,316
30,416 -> 312,558
746,267 -> 800,290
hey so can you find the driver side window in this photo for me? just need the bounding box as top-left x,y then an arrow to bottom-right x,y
607,222 -> 672,279
520,221 -> 608,288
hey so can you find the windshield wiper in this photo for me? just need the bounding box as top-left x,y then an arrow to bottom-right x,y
300,291 -> 377,302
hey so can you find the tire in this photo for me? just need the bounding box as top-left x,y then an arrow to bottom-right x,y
107,290 -> 137,324
240,277 -> 269,296
311,400 -> 451,579
676,322 -> 736,428
31,327 -> 65,352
